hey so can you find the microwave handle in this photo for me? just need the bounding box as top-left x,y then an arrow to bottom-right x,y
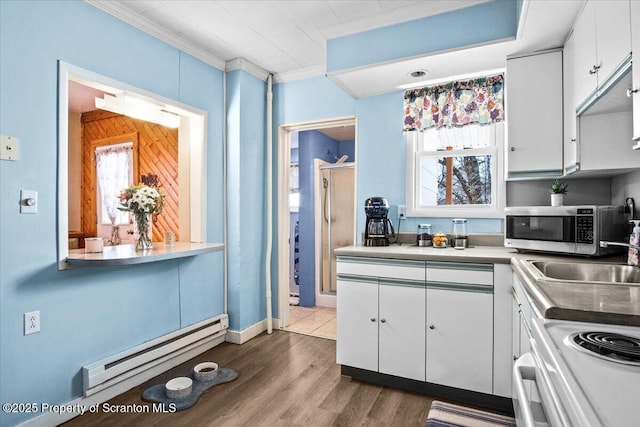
513,353 -> 538,427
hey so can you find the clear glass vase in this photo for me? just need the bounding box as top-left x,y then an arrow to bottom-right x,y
134,213 -> 153,250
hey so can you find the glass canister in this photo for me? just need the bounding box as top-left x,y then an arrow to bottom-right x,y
417,224 -> 433,247
452,218 -> 468,248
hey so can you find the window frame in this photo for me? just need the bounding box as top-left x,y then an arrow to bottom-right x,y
405,122 -> 506,218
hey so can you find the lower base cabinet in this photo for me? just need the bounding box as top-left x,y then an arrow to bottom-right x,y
337,257 -> 496,396
379,280 -> 426,381
426,287 -> 493,394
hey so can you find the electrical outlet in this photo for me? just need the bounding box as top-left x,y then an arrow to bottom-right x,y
24,311 -> 40,335
398,205 -> 406,219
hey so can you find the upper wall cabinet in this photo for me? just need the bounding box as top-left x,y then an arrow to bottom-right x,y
563,0 -> 637,175
631,0 -> 640,145
572,0 -> 632,113
506,49 -> 563,180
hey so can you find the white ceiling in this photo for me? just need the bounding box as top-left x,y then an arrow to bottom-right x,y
87,0 -> 489,77
84,0 -> 582,98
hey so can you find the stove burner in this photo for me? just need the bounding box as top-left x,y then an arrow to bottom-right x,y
572,332 -> 640,365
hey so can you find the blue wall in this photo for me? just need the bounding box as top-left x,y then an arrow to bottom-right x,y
0,2 -> 225,425
226,69 -> 267,331
355,91 -> 502,235
327,0 -> 519,73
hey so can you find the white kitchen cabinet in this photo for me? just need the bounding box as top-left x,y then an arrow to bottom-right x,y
564,0 -> 636,174
631,0 -> 640,144
337,257 -> 506,398
506,49 -> 563,179
378,279 -> 425,381
571,1 -> 597,108
336,257 -> 426,379
425,262 -> 494,394
336,275 -> 379,372
594,1 -> 632,90
571,1 -> 631,110
426,287 -> 493,394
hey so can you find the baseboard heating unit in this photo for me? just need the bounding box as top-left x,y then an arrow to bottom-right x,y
83,314 -> 228,396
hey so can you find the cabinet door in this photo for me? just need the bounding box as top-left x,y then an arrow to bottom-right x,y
378,280 -> 426,381
506,50 -> 563,177
572,1 -> 598,107
336,277 -> 378,371
594,0 -> 632,87
563,32 -> 579,173
631,0 -> 640,143
426,287 -> 493,394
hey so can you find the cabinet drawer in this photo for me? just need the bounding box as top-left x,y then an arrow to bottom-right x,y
337,257 -> 425,281
427,262 -> 493,286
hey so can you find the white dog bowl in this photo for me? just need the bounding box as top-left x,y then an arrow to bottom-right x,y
193,362 -> 219,382
165,376 -> 192,399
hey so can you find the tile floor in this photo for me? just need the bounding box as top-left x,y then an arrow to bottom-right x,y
282,305 -> 336,340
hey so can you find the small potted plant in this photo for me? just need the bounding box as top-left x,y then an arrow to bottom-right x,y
549,179 -> 568,206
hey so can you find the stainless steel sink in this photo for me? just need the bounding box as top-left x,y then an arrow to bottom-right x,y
530,261 -> 640,284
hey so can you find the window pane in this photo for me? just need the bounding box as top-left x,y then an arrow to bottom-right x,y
420,154 -> 492,206
419,123 -> 492,151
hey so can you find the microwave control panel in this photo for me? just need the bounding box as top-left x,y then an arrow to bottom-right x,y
576,208 -> 594,244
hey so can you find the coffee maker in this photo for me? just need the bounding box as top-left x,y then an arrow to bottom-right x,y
364,197 -> 395,246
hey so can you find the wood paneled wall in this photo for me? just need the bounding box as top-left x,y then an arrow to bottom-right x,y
81,110 -> 179,242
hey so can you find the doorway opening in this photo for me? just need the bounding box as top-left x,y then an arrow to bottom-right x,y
277,116 -> 357,338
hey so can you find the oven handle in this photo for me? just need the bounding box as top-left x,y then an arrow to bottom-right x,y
513,352 -> 538,427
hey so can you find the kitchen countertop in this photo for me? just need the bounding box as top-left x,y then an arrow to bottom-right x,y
335,244 -> 518,264
336,243 -> 639,326
512,257 -> 640,327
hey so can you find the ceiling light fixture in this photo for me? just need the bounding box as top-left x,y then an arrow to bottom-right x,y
95,93 -> 180,128
409,69 -> 428,78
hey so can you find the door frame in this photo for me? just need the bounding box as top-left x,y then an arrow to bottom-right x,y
277,116 -> 357,328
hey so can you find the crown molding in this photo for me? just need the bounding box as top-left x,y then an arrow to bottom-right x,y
272,65 -> 326,84
85,0 -> 226,71
225,58 -> 271,81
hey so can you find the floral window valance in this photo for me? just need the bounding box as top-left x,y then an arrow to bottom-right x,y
403,74 -> 504,131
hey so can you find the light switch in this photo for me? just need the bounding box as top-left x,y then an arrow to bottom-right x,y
0,135 -> 19,161
21,190 -> 37,214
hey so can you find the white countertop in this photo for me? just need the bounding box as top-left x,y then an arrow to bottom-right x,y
66,242 -> 224,267
335,244 -> 518,264
335,243 -> 638,326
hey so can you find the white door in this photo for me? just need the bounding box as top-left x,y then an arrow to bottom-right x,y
378,281 -> 426,381
572,1 -> 598,107
336,277 -> 378,371
426,287 -> 493,394
594,0 -> 631,87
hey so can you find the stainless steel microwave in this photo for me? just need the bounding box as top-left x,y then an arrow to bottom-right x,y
504,206 -> 627,256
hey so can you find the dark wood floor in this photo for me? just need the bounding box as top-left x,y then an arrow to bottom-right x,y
63,331 -> 435,426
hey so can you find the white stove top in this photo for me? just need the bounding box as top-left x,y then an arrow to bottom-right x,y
532,318 -> 640,426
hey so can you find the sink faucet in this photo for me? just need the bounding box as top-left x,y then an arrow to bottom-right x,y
600,241 -> 640,267
599,241 -> 640,250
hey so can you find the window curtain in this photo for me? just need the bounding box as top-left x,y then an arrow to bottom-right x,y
95,143 -> 133,225
403,74 -> 504,131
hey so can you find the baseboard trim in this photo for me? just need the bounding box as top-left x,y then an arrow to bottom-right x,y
225,317 -> 281,345
18,335 -> 226,427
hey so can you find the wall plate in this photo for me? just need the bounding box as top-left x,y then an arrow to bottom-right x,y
0,135 -> 19,161
21,190 -> 38,214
